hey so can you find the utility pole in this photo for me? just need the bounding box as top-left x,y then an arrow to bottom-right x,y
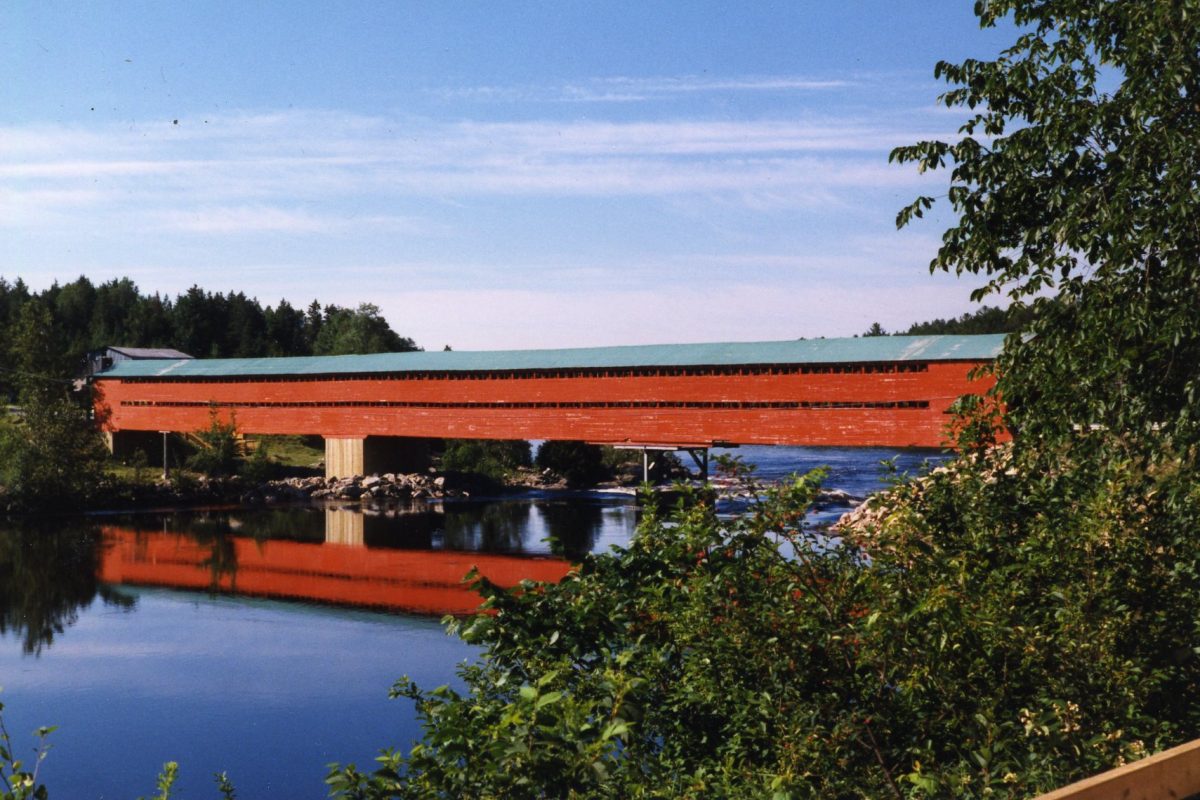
161,432 -> 170,481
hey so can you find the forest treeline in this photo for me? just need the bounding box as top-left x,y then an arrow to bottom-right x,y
0,275 -> 418,397
862,304 -> 1036,337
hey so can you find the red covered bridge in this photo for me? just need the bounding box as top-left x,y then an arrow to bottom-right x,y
93,335 -> 1004,478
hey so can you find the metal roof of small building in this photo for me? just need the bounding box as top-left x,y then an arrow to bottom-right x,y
97,334 -> 1006,379
107,346 -> 194,360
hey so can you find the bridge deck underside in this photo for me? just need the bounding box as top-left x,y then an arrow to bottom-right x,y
96,361 -> 994,449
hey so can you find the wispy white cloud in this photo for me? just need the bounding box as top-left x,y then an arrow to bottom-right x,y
559,75 -> 853,102
0,109 -> 950,230
0,188 -> 107,227
435,73 -> 853,104
1,102 -> 968,346
154,205 -> 440,235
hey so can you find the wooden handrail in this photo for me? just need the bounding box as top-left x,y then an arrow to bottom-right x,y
1034,738 -> 1200,800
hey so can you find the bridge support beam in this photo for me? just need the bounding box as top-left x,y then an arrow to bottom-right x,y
612,444 -> 711,484
324,436 -> 433,479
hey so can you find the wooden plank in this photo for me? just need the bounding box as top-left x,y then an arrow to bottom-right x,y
1034,738 -> 1200,800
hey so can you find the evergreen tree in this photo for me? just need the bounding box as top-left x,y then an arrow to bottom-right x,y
265,299 -> 310,356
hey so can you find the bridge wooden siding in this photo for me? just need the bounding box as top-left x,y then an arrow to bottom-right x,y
94,336 -> 1005,475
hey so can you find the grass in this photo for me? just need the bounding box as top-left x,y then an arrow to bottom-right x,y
249,434 -> 324,470
103,434 -> 324,485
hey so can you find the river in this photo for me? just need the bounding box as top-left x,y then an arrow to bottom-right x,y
0,446 -> 942,798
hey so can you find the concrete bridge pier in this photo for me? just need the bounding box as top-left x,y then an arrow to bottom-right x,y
323,435 -> 432,479
325,508 -> 365,546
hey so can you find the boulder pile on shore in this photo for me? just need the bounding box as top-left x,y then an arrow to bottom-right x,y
257,472 -> 465,503
101,470 -> 471,510
78,468 -> 868,514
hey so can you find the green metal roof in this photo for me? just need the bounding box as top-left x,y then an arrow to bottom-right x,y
97,334 -> 1006,379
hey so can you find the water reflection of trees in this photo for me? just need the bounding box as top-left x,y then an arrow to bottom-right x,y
362,509 -> 438,549
0,522 -> 135,654
160,508 -> 326,543
120,513 -> 243,593
537,501 -> 603,560
442,503 -> 534,553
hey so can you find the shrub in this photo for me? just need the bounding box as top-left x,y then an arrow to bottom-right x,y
535,440 -> 607,487
327,445 -> 1200,798
239,440 -> 274,483
185,408 -> 240,478
439,439 -> 531,482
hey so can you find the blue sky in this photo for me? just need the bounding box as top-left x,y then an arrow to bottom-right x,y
3,2 -> 1017,350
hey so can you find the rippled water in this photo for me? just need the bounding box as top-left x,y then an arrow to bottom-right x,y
0,445 -> 943,798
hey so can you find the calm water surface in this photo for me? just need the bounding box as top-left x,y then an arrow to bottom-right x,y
0,446 -> 942,798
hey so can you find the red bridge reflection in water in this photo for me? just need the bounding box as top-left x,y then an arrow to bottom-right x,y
97,510 -> 572,616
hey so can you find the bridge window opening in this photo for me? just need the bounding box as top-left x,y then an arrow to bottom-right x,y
119,398 -> 933,412
116,360 -> 932,387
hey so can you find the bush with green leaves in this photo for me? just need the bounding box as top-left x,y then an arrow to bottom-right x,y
185,409 -> 241,478
239,440 -> 274,484
439,439 -> 532,482
326,444 -> 1200,798
0,702 -> 236,800
0,694 -> 52,800
185,409 -> 281,482
534,440 -> 608,487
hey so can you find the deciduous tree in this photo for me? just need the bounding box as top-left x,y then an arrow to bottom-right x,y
891,0 -> 1200,448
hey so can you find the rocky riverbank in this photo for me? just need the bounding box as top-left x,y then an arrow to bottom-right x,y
101,471 -> 494,509
28,465 -> 864,515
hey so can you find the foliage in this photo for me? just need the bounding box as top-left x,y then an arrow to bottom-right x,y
141,762 -> 179,800
327,444 -> 1200,798
0,277 -> 421,395
312,303 -> 418,355
327,474 -> 830,799
239,440 -> 275,484
891,0 -> 1200,450
0,699 -> 239,800
899,305 -> 1036,336
183,410 -> 290,482
0,297 -> 111,512
128,448 -> 150,484
599,446 -> 685,485
0,403 -> 110,514
844,446 -> 1200,796
0,694 -> 52,800
186,409 -> 242,478
238,434 -> 324,476
439,440 -> 532,482
6,302 -> 70,405
134,760 -> 237,800
534,440 -> 608,487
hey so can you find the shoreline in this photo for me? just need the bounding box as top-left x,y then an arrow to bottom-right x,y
2,468 -> 865,521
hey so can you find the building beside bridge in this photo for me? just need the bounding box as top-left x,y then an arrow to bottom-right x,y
84,345 -> 193,379
93,335 -> 1005,478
